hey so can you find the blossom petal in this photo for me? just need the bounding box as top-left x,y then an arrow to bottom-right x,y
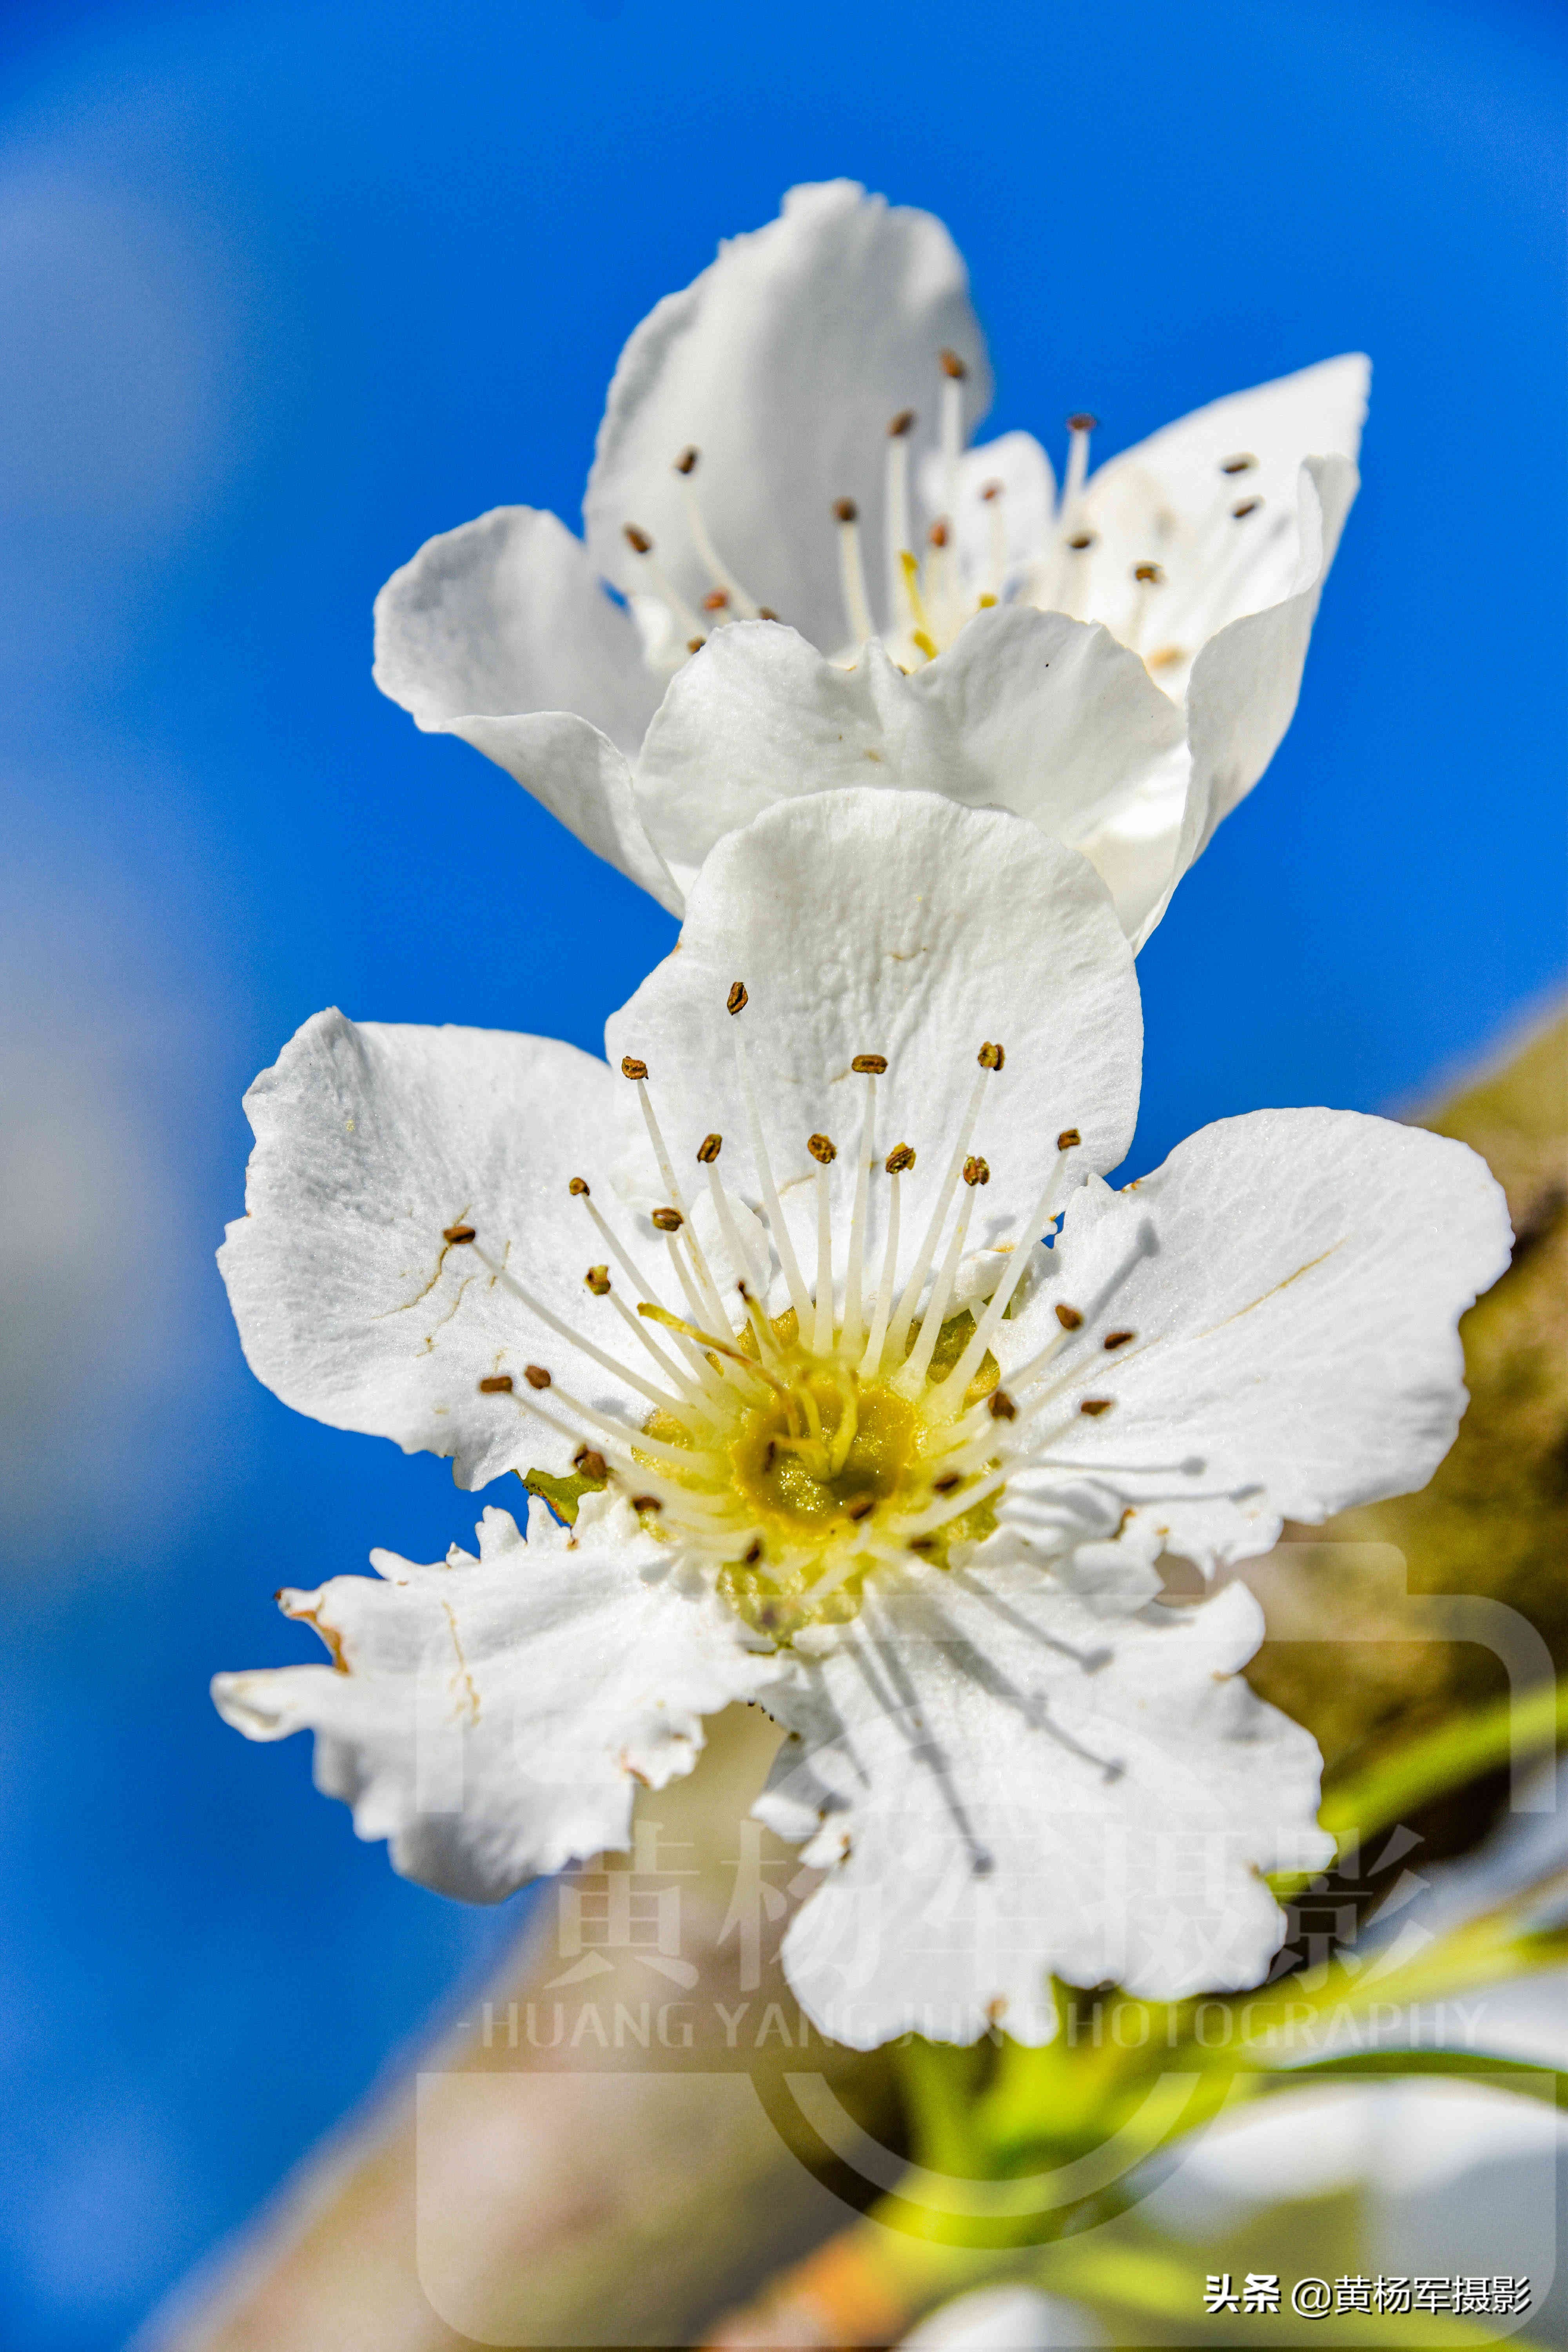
219,1009 -> 652,1488
995,1108 -> 1512,1581
605,789 -> 1142,1315
633,614 -> 1186,920
213,1498 -> 777,1900
1080,353 -> 1368,649
1116,453 -> 1361,949
757,1571 -> 1331,2047
584,181 -> 991,654
372,506 -> 678,909
1094,351 -> 1366,500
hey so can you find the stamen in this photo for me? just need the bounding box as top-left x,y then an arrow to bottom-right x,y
1061,413 -> 1096,520
931,1133 -> 1083,1409
885,1051 -> 998,1366
858,1148 -> 909,1375
573,1182 -> 726,1404
900,1153 -> 982,1387
885,410 -> 915,628
833,498 -> 877,647
627,1071 -> 730,1331
621,525 -> 706,644
730,1015 -> 813,1329
637,1300 -> 783,1396
808,1134 -> 837,1356
898,548 -> 938,662
840,1064 -> 880,1359
980,477 -> 1007,603
938,349 -> 966,526
671,447 -> 762,616
470,1241 -> 698,1424
1220,453 -> 1256,475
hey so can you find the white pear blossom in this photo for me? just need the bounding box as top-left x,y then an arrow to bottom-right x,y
212,791 -> 1506,2048
374,180 -> 1367,941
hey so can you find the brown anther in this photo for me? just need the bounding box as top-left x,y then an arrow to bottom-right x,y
584,1264 -> 611,1295
686,635 -> 707,653
833,496 -> 858,524
980,479 -> 1004,502
621,1056 -> 649,1081
696,1132 -> 722,1164
755,606 -> 779,621
963,1156 -> 991,1187
1054,1303 -> 1084,1330
443,1223 -> 477,1244
762,1440 -> 776,1473
523,1365 -> 552,1390
908,1535 -> 936,1552
807,1133 -> 837,1165
927,518 -> 949,548
726,980 -> 748,1015
1220,453 -> 1256,475
885,1143 -> 916,1174
568,1176 -> 590,1196
852,1053 -> 888,1074
939,348 -> 968,380
1134,563 -> 1165,584
887,407 -> 916,437
1231,497 -> 1262,519
630,1494 -> 662,1513
743,1538 -> 764,1565
844,1494 -> 876,1522
1066,411 -> 1098,433
988,1389 -> 1017,1421
652,1207 -> 683,1232
1056,1126 -> 1082,1150
478,1374 -> 514,1393
702,588 -> 730,611
573,1446 -> 608,1481
675,446 -> 699,474
1067,532 -> 1096,551
623,524 -> 653,554
978,1041 -> 1005,1071
1103,1328 -> 1135,1350
1079,1397 -> 1114,1417
933,1472 -> 963,1494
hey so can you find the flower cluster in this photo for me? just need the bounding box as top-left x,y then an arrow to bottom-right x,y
216,187 -> 1507,2050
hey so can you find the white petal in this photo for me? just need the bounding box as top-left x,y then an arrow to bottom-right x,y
219,1010 -> 652,1489
605,789 -> 1142,1315
584,182 -> 991,653
374,505 -> 659,751
757,1572 -> 1330,2048
1180,453 -> 1358,838
995,1109 -> 1512,1581
1095,353 -> 1368,522
212,1498 -> 776,1900
372,507 -> 678,910
1080,444 -> 1360,950
634,614 -> 1185,913
1080,355 -> 1368,650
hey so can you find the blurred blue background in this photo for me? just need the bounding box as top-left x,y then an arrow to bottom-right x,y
0,0 -> 1562,2341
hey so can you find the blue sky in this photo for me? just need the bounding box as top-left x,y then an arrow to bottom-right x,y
0,0 -> 1563,2343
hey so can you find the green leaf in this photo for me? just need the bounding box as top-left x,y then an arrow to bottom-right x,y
1260,2048 -> 1564,2098
1271,1678 -> 1568,1896
1322,1679 -> 1568,1842
518,1463 -> 606,1527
